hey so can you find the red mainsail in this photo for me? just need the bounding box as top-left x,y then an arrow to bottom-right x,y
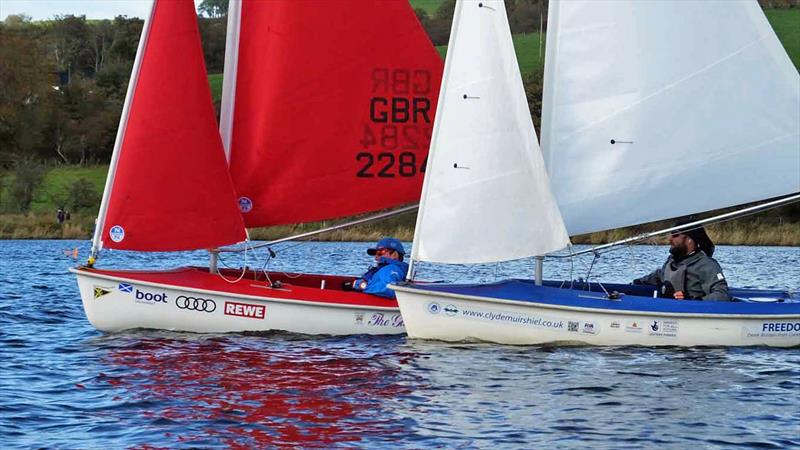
223,0 -> 443,227
101,0 -> 246,251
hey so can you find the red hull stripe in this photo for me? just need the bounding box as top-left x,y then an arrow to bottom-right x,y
79,267 -> 399,308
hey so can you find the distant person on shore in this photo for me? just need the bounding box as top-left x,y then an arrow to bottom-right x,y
343,237 -> 408,299
633,223 -> 730,301
56,208 -> 65,224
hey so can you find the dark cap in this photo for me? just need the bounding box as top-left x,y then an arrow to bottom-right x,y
674,221 -> 715,257
367,237 -> 405,256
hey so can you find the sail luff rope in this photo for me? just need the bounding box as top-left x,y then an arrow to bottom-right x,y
89,0 -> 156,262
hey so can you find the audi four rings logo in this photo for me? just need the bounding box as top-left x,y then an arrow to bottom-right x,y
175,295 -> 216,313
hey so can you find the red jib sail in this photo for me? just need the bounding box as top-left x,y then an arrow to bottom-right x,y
101,0 -> 246,251
222,0 -> 443,227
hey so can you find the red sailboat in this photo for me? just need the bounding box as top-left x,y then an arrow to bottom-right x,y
71,0 -> 443,334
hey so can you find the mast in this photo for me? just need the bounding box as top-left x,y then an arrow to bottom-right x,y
407,0 -> 465,281
219,0 -> 242,162
408,0 -> 568,277
210,0 -> 243,273
89,0 -> 157,263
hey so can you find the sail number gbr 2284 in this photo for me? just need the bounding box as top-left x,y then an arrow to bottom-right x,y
356,68 -> 433,178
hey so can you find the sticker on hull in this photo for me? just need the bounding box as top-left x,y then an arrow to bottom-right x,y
224,301 -> 265,319
93,285 -> 113,299
432,302 -> 572,333
744,321 -> 800,338
648,319 -> 678,338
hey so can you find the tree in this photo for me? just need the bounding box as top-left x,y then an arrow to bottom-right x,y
8,158 -> 46,212
199,17 -> 227,73
108,16 -> 143,65
49,15 -> 93,79
198,0 -> 229,18
89,20 -> 115,75
0,22 -> 53,167
508,0 -> 547,35
424,0 -> 455,46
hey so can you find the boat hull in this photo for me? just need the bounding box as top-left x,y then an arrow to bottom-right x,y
392,280 -> 800,347
72,266 -> 405,335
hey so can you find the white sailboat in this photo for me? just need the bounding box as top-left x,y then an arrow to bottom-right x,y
71,0 -> 443,334
392,0 -> 800,347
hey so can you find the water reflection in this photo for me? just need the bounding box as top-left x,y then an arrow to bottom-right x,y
96,334 -> 414,447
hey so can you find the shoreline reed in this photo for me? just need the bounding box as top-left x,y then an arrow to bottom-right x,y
2,213 -> 799,246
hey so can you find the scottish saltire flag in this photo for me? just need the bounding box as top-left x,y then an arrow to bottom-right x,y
118,283 -> 133,293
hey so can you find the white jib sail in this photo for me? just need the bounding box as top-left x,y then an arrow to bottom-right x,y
411,0 -> 570,265
541,0 -> 800,236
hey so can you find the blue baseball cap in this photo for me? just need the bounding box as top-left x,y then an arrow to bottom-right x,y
367,237 -> 405,256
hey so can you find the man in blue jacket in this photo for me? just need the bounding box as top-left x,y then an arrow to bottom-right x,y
348,237 -> 409,299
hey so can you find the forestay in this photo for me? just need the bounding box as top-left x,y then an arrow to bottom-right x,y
411,0 -> 569,265
541,0 -> 800,236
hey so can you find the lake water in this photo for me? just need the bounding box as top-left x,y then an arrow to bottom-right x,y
1,240 -> 799,448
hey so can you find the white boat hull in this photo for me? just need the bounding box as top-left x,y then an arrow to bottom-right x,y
72,267 -> 405,335
393,282 -> 800,347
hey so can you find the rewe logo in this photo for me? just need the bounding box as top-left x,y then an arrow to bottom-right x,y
224,301 -> 265,319
135,289 -> 168,303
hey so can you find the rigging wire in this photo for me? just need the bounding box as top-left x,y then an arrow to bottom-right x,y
215,242 -> 250,284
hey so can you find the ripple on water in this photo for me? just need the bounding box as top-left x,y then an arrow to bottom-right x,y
1,241 -> 799,448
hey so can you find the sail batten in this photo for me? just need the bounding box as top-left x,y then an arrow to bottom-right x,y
541,0 -> 800,236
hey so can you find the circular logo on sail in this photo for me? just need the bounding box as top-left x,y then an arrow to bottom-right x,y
238,197 -> 253,213
109,225 -> 125,242
427,301 -> 441,315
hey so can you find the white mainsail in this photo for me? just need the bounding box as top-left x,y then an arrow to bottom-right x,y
541,0 -> 800,236
411,0 -> 569,265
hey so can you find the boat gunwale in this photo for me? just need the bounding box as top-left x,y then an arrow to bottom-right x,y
391,282 -> 800,319
71,267 -> 400,311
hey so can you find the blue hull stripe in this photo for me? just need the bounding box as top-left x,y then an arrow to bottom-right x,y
401,280 -> 800,316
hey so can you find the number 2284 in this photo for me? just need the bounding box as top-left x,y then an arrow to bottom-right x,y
356,152 -> 427,178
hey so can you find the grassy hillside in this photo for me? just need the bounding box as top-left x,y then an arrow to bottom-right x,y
408,0 -> 441,15
209,73 -> 223,100
3,165 -> 799,245
29,166 -> 106,213
209,8 -> 798,100
435,32 -> 545,73
765,8 -> 800,68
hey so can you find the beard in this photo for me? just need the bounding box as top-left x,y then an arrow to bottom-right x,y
669,243 -> 688,258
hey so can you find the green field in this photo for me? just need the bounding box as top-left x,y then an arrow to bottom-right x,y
29,166 -> 106,213
435,32 -> 544,73
765,8 -> 800,68
209,73 -> 223,100
4,164 -> 799,245
408,0 -> 441,15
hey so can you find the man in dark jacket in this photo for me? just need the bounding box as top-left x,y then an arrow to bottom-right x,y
633,225 -> 730,301
347,237 -> 409,299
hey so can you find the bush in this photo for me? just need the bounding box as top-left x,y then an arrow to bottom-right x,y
68,177 -> 100,213
9,158 -> 46,212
